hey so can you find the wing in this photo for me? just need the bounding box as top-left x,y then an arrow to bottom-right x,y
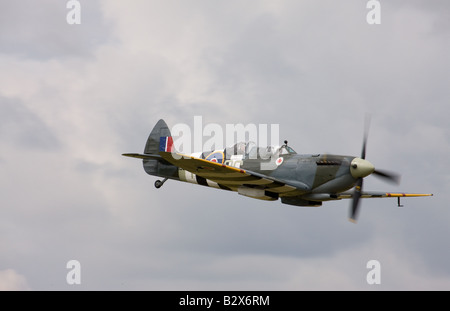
336,192 -> 433,199
159,152 -> 309,194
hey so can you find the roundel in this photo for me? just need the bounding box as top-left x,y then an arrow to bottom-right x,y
276,157 -> 284,166
206,151 -> 224,164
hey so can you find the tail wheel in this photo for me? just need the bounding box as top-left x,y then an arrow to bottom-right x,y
154,178 -> 168,189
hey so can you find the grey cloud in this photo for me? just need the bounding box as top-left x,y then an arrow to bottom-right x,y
1,0 -> 449,290
0,0 -> 113,60
155,197 -> 373,258
0,96 -> 61,151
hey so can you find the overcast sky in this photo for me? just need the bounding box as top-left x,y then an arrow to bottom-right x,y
1,0 -> 449,290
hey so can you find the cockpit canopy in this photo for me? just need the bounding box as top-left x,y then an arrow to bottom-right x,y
225,141 -> 296,159
279,145 -> 296,155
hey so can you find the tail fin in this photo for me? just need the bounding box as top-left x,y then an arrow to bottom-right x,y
140,119 -> 178,179
144,119 -> 174,154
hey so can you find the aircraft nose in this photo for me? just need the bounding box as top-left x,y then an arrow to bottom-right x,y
350,158 -> 375,178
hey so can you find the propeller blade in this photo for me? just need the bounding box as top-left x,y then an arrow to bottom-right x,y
361,134 -> 367,160
373,169 -> 401,184
350,178 -> 363,223
361,115 -> 371,160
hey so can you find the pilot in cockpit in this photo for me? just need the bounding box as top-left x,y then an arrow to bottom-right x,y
236,142 -> 246,155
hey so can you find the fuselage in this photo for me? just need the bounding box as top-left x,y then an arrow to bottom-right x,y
144,142 -> 360,198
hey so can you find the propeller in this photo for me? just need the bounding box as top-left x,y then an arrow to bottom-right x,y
348,117 -> 401,223
350,178 -> 363,223
373,169 -> 401,184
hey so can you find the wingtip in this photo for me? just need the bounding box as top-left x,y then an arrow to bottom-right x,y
349,218 -> 357,224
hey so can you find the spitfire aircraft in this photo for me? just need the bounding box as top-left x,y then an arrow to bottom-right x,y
123,119 -> 432,223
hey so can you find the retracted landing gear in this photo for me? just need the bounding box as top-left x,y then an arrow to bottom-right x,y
154,178 -> 168,189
